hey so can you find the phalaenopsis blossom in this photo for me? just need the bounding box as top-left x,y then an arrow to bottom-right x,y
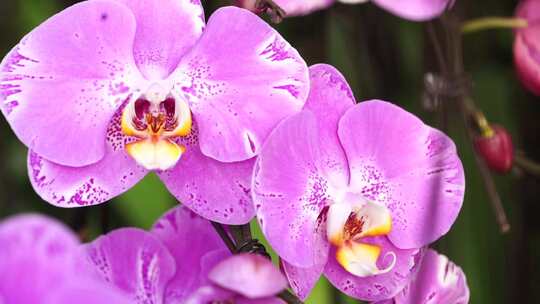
375,249 -> 470,304
0,206 -> 289,303
0,214 -> 131,303
0,0 -> 309,224
514,0 -> 540,96
253,64 -> 465,301
236,0 -> 455,21
83,206 -> 288,303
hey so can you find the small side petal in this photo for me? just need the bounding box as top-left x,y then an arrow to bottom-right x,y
282,259 -> 325,301
28,108 -> 148,207
159,126 -> 255,225
324,237 -> 423,302
371,0 -> 452,21
112,0 -> 205,79
171,6 -> 309,162
81,228 -> 176,304
151,206 -> 231,302
390,249 -> 469,304
209,254 -> 287,299
0,0 -> 144,166
337,101 -> 465,249
253,111 -> 330,268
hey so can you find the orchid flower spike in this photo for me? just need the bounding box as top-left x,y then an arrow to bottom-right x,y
0,0 -> 309,225
374,249 -> 470,304
236,0 -> 455,21
82,206 -> 288,303
0,214 -> 131,303
253,64 -> 465,301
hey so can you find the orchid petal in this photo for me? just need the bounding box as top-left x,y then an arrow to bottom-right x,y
170,6 -> 309,162
112,0 -> 205,79
151,206 -> 231,302
337,100 -> 465,249
324,237 -> 423,301
0,215 -> 79,303
254,111 -> 330,268
371,0 -> 453,21
159,126 -> 255,225
208,254 -> 287,299
254,64 -> 354,268
282,259 -> 325,301
81,228 -> 176,304
389,249 -> 470,304
0,0 -> 144,166
28,108 -> 148,207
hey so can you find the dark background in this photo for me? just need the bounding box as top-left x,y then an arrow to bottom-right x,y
1,0 -> 539,302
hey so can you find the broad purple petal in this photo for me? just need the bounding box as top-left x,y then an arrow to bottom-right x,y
282,259 -> 325,301
159,125 -> 255,225
113,0 -> 205,79
81,228 -> 176,304
371,0 -> 452,21
170,6 -> 309,162
0,214 -> 79,304
253,111 -> 330,268
151,206 -> 231,302
209,254 -> 287,299
0,0 -> 144,166
28,108 -> 148,207
337,101 -> 465,249
324,237 -> 423,302
387,249 -> 469,304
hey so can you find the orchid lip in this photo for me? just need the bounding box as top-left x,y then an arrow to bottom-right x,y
326,196 -> 395,277
121,84 -> 192,170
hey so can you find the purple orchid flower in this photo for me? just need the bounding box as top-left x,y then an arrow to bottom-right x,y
374,249 -> 470,304
82,205 -> 288,303
253,64 -> 465,301
0,0 -> 309,224
514,0 -> 540,96
236,0 -> 454,21
0,214 -> 131,303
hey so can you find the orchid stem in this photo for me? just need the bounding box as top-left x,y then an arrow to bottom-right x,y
461,17 -> 528,34
210,221 -> 236,253
514,151 -> 540,177
426,13 -> 511,234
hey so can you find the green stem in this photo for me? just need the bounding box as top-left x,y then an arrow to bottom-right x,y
461,17 -> 527,34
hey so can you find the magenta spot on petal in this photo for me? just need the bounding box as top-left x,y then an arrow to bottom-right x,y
1,49 -> 39,73
259,35 -> 294,62
273,84 -> 300,98
3,100 -> 19,115
246,134 -> 256,154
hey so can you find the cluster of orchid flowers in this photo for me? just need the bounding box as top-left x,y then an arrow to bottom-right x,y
5,0 -> 539,302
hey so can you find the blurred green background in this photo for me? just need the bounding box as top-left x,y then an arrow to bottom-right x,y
1,0 -> 539,303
